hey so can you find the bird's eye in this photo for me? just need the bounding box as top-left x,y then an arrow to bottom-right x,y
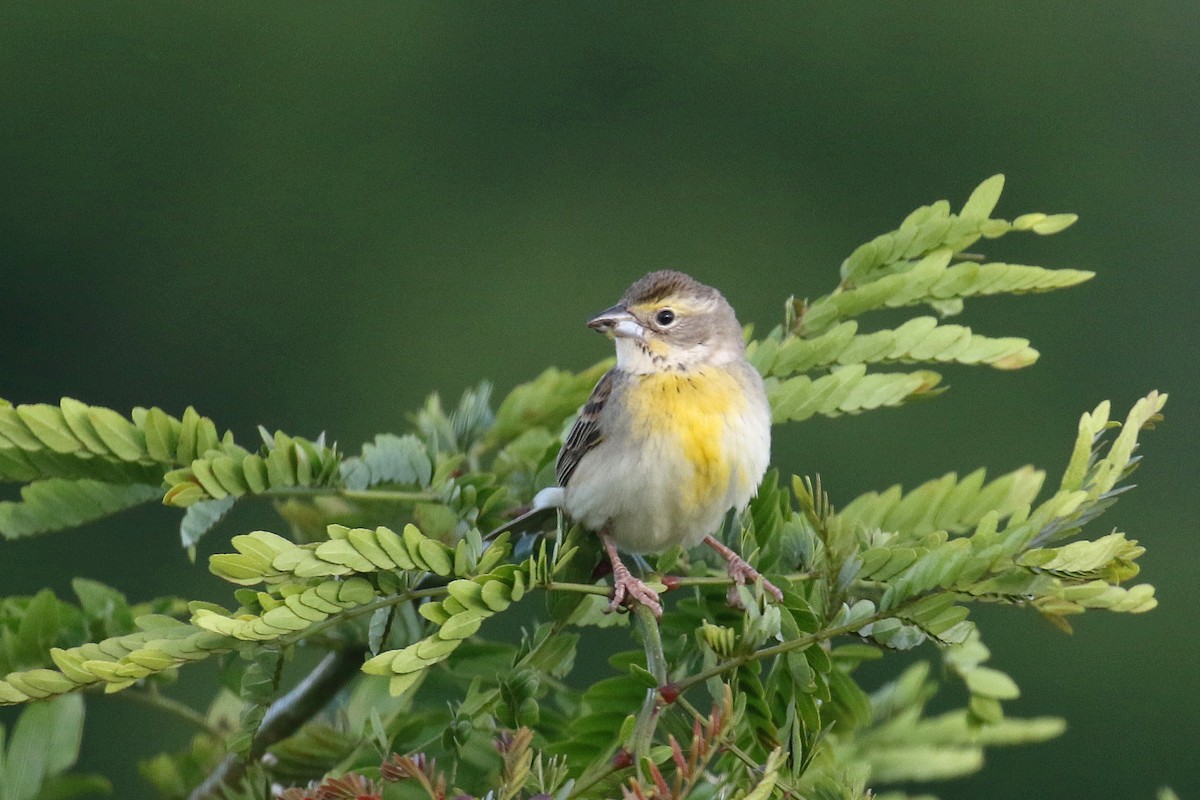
655,308 -> 676,327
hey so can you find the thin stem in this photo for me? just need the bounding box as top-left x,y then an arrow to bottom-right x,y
118,687 -> 223,739
278,577 -> 626,649
544,572 -> 815,596
544,581 -> 612,596
671,571 -> 816,588
670,575 -> 740,586
635,605 -> 668,684
627,605 -> 668,772
275,569 -> 816,650
669,603 -> 908,697
262,487 -> 440,503
561,608 -> 668,800
341,489 -> 441,502
276,583 -> 449,647
188,647 -> 366,800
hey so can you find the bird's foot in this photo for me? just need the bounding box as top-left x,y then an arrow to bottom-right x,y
606,563 -> 663,619
725,554 -> 784,602
724,562 -> 785,609
703,535 -> 784,607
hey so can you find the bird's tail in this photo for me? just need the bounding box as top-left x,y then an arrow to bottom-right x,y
484,486 -> 563,540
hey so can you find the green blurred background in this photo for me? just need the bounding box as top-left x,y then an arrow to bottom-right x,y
1,3 -> 1195,797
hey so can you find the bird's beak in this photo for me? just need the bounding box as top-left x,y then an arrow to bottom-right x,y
587,304 -> 646,341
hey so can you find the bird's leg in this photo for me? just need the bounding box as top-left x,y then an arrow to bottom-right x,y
703,535 -> 784,605
601,532 -> 663,619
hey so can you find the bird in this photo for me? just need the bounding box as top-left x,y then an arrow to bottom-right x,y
523,269 -> 782,618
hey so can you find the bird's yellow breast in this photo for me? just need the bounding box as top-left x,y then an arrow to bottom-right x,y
625,368 -> 747,511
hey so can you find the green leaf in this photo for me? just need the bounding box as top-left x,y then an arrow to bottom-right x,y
58,399 -> 111,457
839,466 -> 1044,538
439,612 -> 486,641
768,365 -> 943,423
71,579 -> 132,636
1012,212 -> 1079,235
164,432 -> 340,508
84,408 -> 145,462
487,362 -> 611,447
16,407 -> 82,455
866,744 -> 984,783
2,695 -> 85,800
12,590 -> 61,670
1019,532 -> 1144,581
964,666 -> 1020,700
763,317 -> 1037,378
368,608 -> 392,655
0,409 -> 48,451
40,694 -> 85,778
803,255 -> 1092,338
0,480 -> 162,540
341,434 -> 432,490
971,713 -> 1066,745
959,174 -> 1005,219
179,496 -> 236,552
626,663 -> 658,690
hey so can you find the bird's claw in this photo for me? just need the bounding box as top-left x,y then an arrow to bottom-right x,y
724,553 -> 784,605
606,569 -> 663,619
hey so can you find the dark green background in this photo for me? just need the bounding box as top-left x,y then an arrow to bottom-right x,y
1,3 -> 1195,798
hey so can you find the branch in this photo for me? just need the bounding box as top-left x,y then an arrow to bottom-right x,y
117,687 -> 224,740
665,601 -> 915,699
260,487 -> 439,503
188,646 -> 366,800
629,605 -> 668,771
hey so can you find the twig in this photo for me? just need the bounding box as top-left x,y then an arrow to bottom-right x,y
260,487 -> 440,503
188,646 -> 365,800
276,583 -> 448,647
668,602 -> 911,697
628,605 -> 667,776
544,581 -> 612,596
636,605 -> 668,684
117,687 -> 224,739
545,572 -> 814,597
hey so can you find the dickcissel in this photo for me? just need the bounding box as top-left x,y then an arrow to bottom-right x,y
532,270 -> 781,618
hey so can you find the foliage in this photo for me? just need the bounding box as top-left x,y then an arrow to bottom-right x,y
0,176 -> 1167,800
0,695 -> 110,800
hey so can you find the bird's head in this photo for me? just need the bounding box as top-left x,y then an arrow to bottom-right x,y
587,270 -> 745,372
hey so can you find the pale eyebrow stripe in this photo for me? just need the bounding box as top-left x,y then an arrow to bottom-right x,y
628,296 -> 717,316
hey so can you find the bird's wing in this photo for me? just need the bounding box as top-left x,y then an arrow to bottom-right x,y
556,368 -> 616,487
485,374 -> 614,542
484,486 -> 563,540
